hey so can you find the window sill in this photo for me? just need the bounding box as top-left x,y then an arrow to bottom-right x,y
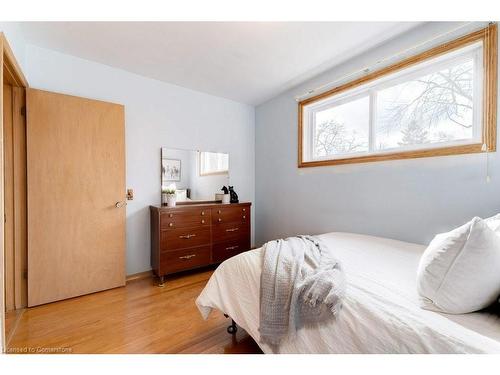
298,142 -> 494,168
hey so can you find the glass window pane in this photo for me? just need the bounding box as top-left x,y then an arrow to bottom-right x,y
313,96 -> 369,158
375,58 -> 475,150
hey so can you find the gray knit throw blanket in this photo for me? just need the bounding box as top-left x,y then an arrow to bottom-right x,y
259,235 -> 345,350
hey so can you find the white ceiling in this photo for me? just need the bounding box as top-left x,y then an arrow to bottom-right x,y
16,22 -> 422,105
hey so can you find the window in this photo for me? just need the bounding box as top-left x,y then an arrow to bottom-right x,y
299,24 -> 497,167
199,151 -> 229,176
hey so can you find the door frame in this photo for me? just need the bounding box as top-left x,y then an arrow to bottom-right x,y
0,32 -> 28,353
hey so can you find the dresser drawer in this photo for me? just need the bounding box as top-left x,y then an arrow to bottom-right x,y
160,209 -> 211,230
161,226 -> 211,251
160,246 -> 211,274
212,239 -> 251,263
212,205 -> 250,225
213,221 -> 250,243
150,203 -> 251,279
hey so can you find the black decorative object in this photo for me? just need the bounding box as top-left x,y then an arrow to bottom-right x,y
228,186 -> 239,203
221,186 -> 229,194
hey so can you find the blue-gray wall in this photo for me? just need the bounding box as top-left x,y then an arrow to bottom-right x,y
255,22 -> 500,246
24,45 -> 255,275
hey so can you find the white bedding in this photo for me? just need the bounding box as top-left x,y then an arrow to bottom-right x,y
196,232 -> 500,353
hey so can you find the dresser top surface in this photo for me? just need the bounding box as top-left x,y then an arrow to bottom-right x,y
150,201 -> 251,211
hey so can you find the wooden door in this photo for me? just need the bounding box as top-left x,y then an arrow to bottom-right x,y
27,89 -> 126,307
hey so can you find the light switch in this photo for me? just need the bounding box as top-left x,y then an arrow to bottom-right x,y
127,189 -> 134,200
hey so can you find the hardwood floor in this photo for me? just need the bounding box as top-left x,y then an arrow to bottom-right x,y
6,268 -> 262,354
5,309 -> 24,347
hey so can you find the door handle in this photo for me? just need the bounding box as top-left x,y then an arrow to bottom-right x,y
115,201 -> 127,208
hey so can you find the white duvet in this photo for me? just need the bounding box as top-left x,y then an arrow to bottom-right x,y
196,232 -> 500,353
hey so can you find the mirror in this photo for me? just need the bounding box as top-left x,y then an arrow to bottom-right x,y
161,147 -> 230,202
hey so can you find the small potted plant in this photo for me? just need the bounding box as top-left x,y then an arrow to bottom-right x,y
162,184 -> 177,207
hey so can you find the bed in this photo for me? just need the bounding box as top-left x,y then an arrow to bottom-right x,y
196,232 -> 500,353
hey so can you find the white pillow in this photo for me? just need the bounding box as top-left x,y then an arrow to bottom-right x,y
484,213 -> 500,233
417,217 -> 500,314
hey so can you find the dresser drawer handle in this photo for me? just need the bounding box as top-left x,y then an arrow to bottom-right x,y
218,210 -> 221,214
218,218 -> 222,222
242,215 -> 246,219
179,234 -> 196,239
201,219 -> 205,224
179,254 -> 196,260
226,228 -> 239,232
169,223 -> 173,227
169,213 -> 173,218
201,211 -> 205,216
226,245 -> 239,250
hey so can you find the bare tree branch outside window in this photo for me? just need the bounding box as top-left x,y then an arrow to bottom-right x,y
379,60 -> 474,145
314,119 -> 366,157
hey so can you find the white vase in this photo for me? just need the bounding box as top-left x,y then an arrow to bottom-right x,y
222,194 -> 230,204
161,193 -> 168,205
166,193 -> 176,207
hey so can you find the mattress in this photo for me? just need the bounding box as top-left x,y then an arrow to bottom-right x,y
196,232 -> 500,353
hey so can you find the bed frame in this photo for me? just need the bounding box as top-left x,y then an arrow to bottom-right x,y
224,314 -> 238,334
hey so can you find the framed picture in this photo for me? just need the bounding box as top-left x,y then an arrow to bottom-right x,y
162,158 -> 181,181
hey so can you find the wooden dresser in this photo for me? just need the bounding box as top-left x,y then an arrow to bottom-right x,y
150,202 -> 251,284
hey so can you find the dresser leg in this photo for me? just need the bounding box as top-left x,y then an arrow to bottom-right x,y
158,275 -> 165,287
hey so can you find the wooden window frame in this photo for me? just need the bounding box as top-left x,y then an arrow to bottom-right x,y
298,24 -> 497,168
